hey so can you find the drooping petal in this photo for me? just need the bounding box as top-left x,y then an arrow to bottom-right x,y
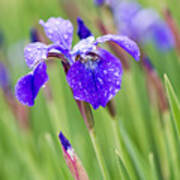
15,73 -> 34,106
39,17 -> 73,50
77,17 -> 92,40
95,34 -> 140,61
24,42 -> 48,69
67,48 -> 123,109
33,62 -> 49,98
15,62 -> 48,106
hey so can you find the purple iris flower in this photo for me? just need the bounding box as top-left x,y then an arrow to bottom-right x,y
15,17 -> 140,109
111,2 -> 174,51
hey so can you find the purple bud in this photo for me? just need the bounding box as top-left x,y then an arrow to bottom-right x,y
77,17 -> 92,40
30,28 -> 39,42
59,131 -> 89,180
59,132 -> 71,151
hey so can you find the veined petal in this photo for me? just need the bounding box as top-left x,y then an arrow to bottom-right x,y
77,17 -> 92,40
67,48 -> 123,109
15,62 -> 48,106
24,42 -> 48,69
95,34 -> 140,61
39,17 -> 73,50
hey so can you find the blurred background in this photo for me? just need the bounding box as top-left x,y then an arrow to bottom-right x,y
1,0 -> 180,179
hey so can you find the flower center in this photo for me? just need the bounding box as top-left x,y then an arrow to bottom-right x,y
76,52 -> 100,70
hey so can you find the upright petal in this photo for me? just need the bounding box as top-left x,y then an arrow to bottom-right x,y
15,62 -> 48,106
95,34 -> 140,61
39,17 -> 73,50
24,42 -> 48,69
67,48 -> 123,109
77,17 -> 92,40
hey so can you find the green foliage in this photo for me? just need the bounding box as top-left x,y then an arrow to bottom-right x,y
1,0 -> 180,179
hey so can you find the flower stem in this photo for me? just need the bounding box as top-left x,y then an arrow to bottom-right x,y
89,129 -> 109,180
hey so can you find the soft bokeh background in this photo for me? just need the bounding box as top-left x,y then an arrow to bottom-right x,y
1,0 -> 180,179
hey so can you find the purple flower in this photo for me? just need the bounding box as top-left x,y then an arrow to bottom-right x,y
15,62 -> 48,106
15,17 -> 140,109
112,2 -> 174,51
0,62 -> 10,91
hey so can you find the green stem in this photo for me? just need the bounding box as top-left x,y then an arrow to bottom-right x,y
89,129 -> 109,180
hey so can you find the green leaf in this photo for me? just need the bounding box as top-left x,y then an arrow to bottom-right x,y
164,74 -> 180,137
115,149 -> 131,180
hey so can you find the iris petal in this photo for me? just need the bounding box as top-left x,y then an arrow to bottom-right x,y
95,34 -> 140,61
15,73 -> 34,106
24,42 -> 48,69
67,48 -> 123,109
39,17 -> 73,50
15,62 -> 48,106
